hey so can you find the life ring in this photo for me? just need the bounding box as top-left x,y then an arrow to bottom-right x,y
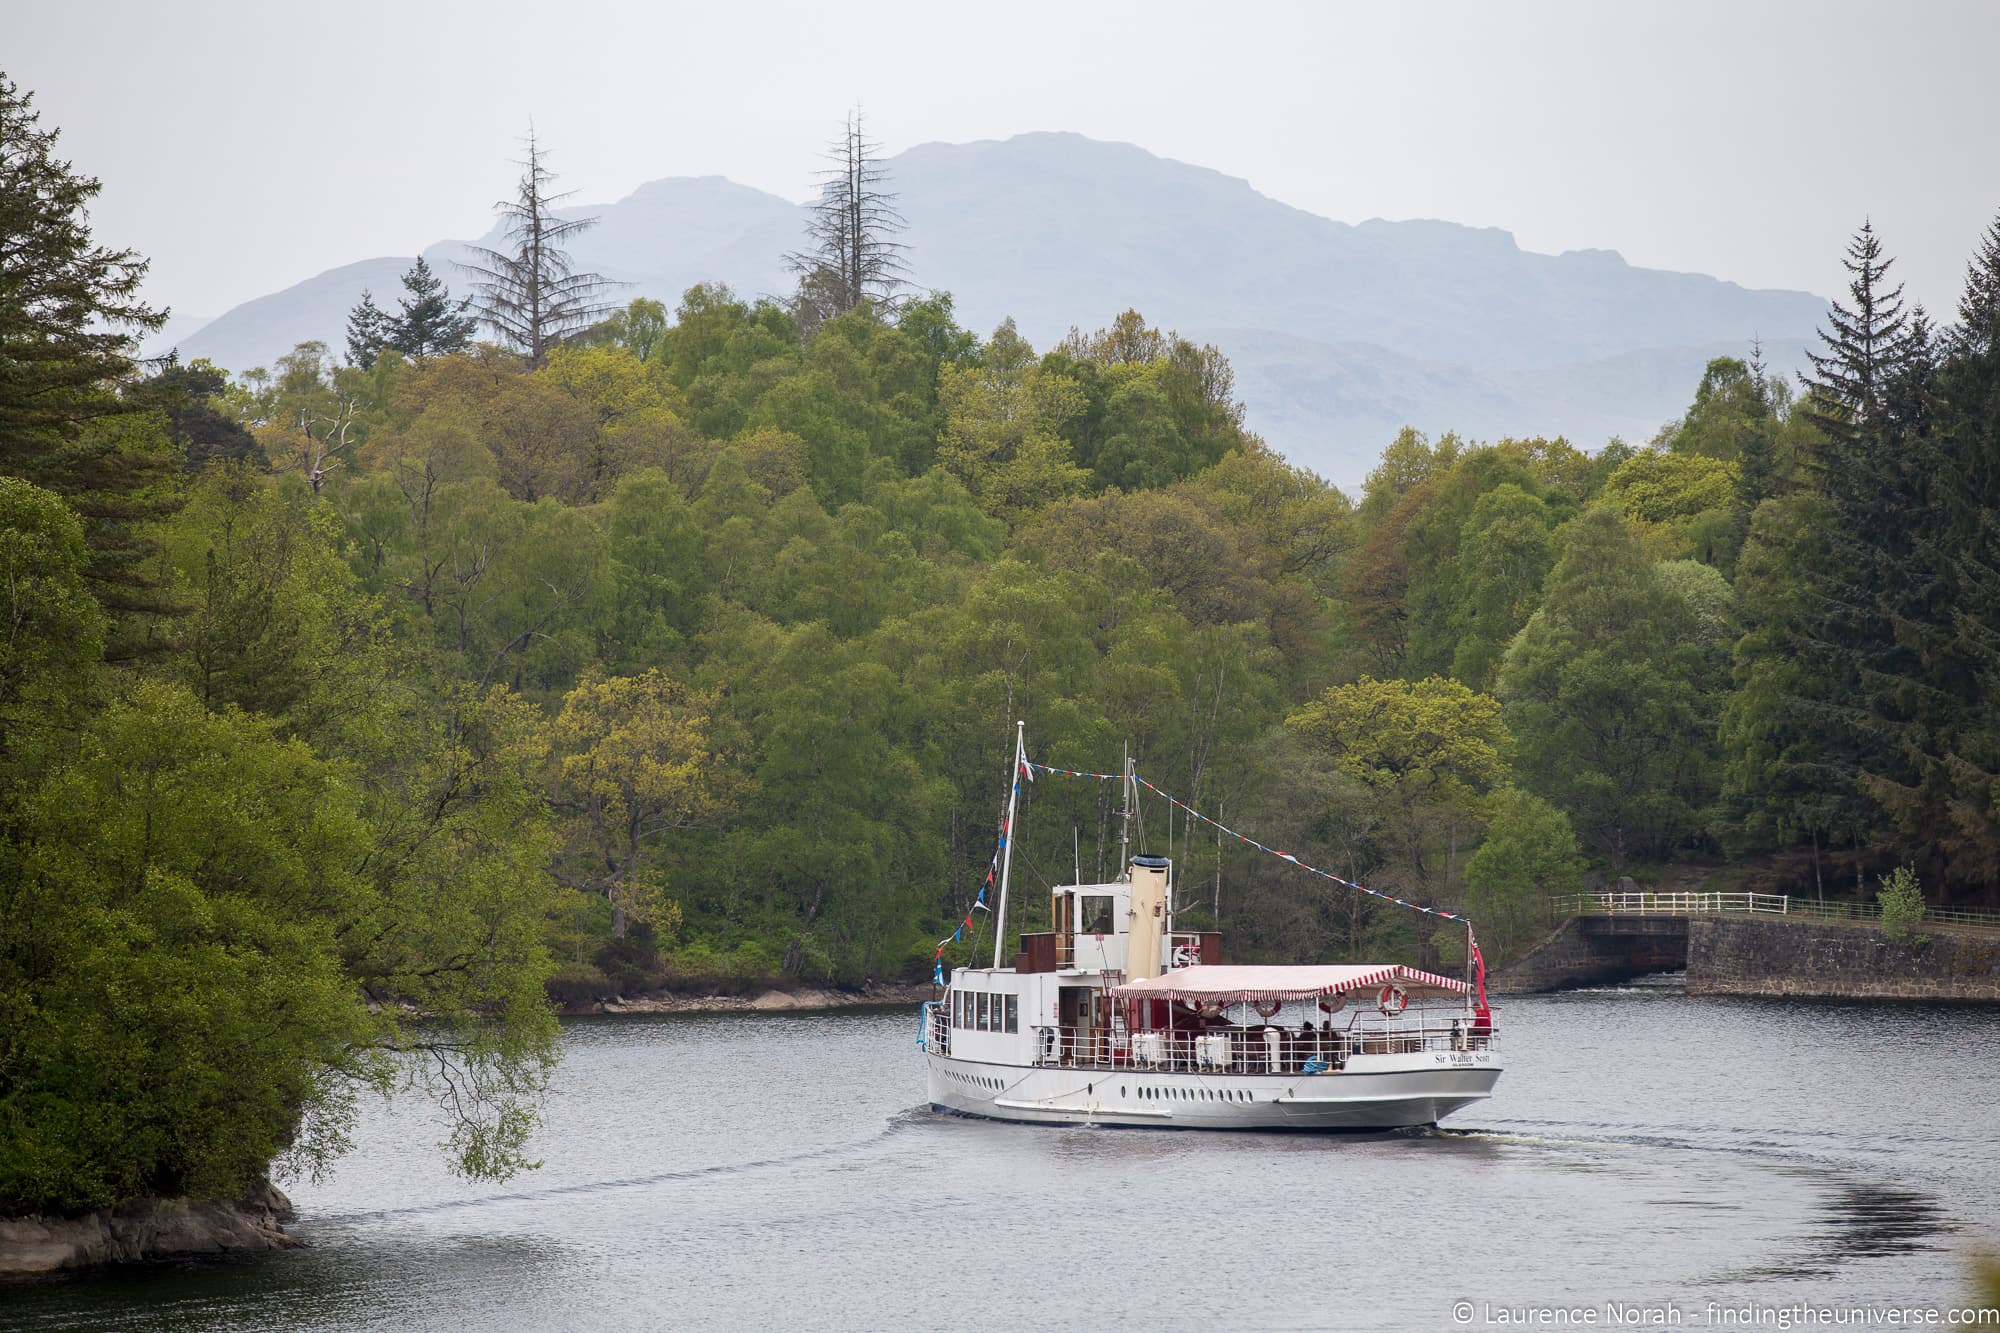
1252,998 -> 1283,1019
1317,992 -> 1347,1014
1377,985 -> 1408,1017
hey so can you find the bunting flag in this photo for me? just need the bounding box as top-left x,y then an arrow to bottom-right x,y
928,754 -> 1486,997
1024,763 -> 1122,781
932,840 -> 1006,978
1020,758 -> 1479,936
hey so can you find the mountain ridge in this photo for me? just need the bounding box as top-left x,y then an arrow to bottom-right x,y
172,132 -> 1827,486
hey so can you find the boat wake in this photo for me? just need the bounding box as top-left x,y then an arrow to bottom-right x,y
309,1117 -> 920,1225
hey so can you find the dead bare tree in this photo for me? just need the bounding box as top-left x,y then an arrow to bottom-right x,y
264,397 -> 359,497
460,132 -> 618,366
786,108 -> 909,333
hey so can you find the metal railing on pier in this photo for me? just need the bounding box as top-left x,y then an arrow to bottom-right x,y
1549,890 -> 2000,932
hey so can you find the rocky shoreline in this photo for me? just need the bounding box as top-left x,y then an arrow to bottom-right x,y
0,1180 -> 299,1277
556,981 -> 932,1016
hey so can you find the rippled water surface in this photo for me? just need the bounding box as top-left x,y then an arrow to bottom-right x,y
8,982 -> 1999,1331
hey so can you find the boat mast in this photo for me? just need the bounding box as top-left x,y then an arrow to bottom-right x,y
992,721 -> 1025,969
1119,744 -> 1133,881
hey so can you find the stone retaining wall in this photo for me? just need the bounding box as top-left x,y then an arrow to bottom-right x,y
1686,916 -> 2000,1001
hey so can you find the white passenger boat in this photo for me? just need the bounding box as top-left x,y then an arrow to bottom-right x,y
921,731 -> 1500,1131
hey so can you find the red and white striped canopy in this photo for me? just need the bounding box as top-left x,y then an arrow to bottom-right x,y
1112,963 -> 1470,1004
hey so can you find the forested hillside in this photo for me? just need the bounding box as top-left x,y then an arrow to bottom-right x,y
7,72 -> 2000,1216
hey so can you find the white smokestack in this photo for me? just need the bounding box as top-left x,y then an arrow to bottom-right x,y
1125,855 -> 1170,981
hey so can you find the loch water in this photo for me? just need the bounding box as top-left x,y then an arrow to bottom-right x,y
7,980 -> 1999,1332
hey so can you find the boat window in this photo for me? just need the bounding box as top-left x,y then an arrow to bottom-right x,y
977,992 -> 992,1031
1079,894 -> 1114,935
1004,996 -> 1019,1033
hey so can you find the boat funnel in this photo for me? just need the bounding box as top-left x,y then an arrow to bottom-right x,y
1126,855 -> 1170,981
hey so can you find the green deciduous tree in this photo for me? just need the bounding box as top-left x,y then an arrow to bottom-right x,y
554,669 -> 727,938
936,322 -> 1089,516
1464,788 -> 1584,964
0,477 -> 102,744
0,680 -> 375,1213
1498,506 -> 1733,872
1285,675 -> 1510,913
1876,865 -> 1928,945
1452,483 -> 1555,689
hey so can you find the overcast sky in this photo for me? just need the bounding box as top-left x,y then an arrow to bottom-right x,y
12,0 -> 1998,326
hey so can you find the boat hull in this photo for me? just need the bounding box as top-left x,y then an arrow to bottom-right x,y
924,1050 -> 1499,1130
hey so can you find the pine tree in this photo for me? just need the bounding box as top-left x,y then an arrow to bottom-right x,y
0,73 -> 173,636
1731,341 -> 1780,522
1919,213 -> 2000,886
1785,223 -> 1946,887
345,289 -> 392,369
1725,223 -> 1931,891
785,109 -> 909,332
1956,215 -> 2000,358
386,257 -> 476,361
460,134 -> 617,367
1803,220 -> 1911,444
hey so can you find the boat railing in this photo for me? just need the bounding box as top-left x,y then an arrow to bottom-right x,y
1027,1022 -> 1493,1073
925,1003 -> 950,1055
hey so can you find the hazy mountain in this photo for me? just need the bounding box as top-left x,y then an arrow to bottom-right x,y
176,132 -> 1827,487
